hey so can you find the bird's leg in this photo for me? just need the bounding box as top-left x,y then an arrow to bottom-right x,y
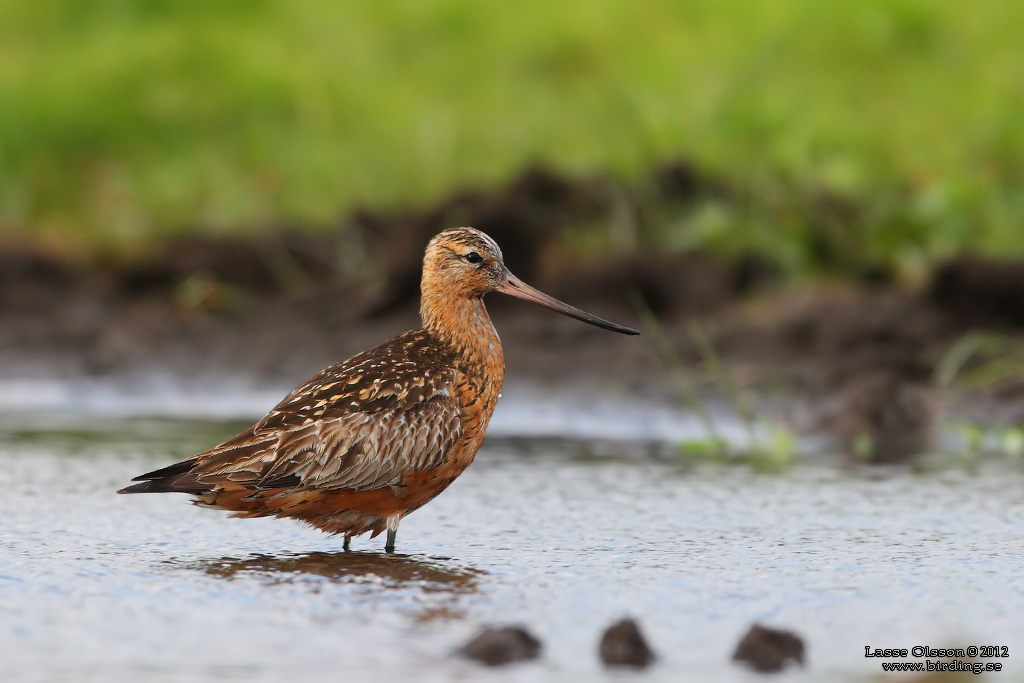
384,513 -> 400,553
343,535 -> 351,551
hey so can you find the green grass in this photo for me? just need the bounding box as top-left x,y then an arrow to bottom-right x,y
1,0 -> 1022,263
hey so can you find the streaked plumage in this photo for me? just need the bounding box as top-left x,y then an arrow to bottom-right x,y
119,227 -> 638,551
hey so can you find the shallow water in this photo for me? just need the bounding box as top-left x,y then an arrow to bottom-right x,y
2,417 -> 1023,683
0,376 -> 746,444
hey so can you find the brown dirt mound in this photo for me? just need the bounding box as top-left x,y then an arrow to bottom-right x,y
928,256 -> 1024,329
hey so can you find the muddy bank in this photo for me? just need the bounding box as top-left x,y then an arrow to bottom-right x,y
3,166 -> 1024,453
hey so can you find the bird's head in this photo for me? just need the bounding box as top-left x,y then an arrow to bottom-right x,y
423,227 -> 509,298
422,227 -> 639,335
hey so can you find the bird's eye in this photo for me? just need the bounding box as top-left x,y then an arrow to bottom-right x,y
465,251 -> 483,264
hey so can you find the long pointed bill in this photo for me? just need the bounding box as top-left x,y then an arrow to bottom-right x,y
497,273 -> 640,335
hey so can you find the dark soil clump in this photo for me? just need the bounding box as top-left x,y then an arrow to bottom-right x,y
116,231 -> 338,298
928,256 -> 1024,329
551,251 -> 757,320
732,623 -> 805,673
598,618 -> 657,669
0,247 -> 85,313
456,626 -> 542,666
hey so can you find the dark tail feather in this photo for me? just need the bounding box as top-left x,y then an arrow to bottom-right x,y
130,458 -> 198,482
117,457 -> 206,494
118,480 -> 171,494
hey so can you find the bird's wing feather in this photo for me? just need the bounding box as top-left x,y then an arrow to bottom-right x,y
187,331 -> 462,492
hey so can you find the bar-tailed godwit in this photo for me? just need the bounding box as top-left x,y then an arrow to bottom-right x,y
119,227 -> 638,551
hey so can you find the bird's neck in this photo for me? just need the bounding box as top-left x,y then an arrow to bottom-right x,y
421,292 -> 504,379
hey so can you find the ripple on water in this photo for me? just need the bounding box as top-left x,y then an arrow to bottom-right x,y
1,420 -> 1023,682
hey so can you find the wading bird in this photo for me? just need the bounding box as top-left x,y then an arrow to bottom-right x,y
119,228 -> 638,552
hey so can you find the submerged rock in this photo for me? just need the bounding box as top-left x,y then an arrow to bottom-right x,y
456,626 -> 542,666
732,623 -> 805,673
598,618 -> 657,668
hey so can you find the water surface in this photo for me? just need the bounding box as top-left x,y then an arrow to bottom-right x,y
2,417 -> 1023,682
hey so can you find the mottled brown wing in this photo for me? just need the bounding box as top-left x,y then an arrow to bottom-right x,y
253,329 -> 455,434
189,330 -> 462,492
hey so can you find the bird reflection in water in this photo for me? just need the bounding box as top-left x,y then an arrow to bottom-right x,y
193,551 -> 483,623
197,551 -> 482,596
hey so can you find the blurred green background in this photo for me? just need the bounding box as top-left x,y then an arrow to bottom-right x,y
1,0 -> 1021,270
